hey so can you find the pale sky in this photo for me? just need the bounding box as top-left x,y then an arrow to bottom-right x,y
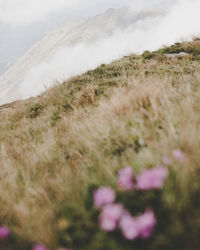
0,0 -> 172,26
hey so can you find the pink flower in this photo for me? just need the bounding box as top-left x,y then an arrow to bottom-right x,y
99,203 -> 124,231
32,244 -> 47,250
136,166 -> 168,190
0,226 -> 9,239
162,156 -> 173,166
120,213 -> 139,240
118,166 -> 134,190
120,209 -> 156,240
94,187 -> 115,208
136,209 -> 157,239
172,149 -> 185,161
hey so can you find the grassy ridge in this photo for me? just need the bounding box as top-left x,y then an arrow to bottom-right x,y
0,40 -> 200,249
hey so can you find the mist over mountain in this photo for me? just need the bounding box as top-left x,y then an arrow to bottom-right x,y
1,0 -> 164,75
0,12 -> 79,75
0,7 -> 165,105
0,0 -> 200,105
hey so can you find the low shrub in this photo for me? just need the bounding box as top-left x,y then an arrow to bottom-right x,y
27,103 -> 43,118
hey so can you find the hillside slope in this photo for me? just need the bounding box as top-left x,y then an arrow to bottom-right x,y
0,40 -> 200,249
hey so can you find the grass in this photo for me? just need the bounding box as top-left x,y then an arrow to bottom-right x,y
0,39 -> 199,249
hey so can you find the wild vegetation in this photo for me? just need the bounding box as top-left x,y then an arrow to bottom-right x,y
0,39 -> 199,249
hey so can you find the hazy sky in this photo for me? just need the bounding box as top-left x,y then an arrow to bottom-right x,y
0,0 -> 172,26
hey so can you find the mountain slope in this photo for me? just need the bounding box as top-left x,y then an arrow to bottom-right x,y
0,40 -> 199,249
0,12 -> 79,75
0,19 -> 84,105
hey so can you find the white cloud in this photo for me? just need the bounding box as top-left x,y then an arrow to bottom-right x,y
0,0 -> 168,26
0,0 -> 78,26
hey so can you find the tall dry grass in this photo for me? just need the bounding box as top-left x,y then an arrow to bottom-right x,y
0,46 -> 199,248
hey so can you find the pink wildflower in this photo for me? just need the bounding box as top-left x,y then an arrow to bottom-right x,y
162,156 -> 173,166
172,149 -> 185,161
99,203 -> 124,231
32,244 -> 47,250
136,166 -> 168,190
94,187 -> 115,208
119,213 -> 139,240
118,166 -> 134,190
136,209 -> 157,239
0,226 -> 9,239
120,209 -> 156,240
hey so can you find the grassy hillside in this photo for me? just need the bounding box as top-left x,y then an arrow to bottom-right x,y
0,39 -> 200,250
